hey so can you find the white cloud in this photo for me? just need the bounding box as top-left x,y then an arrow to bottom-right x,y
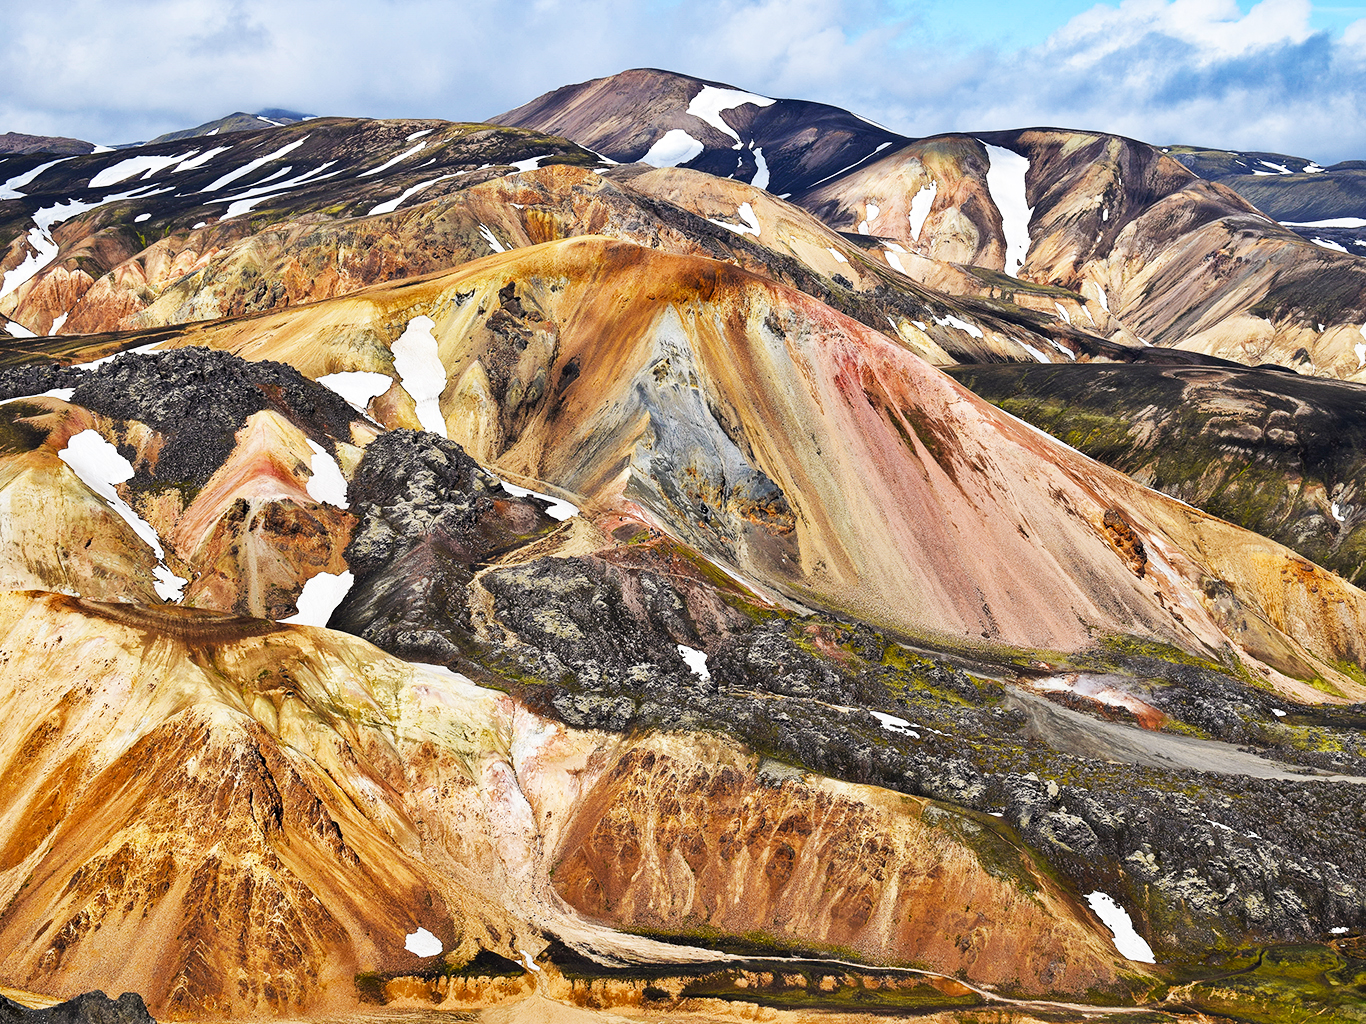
1,0 -> 1365,163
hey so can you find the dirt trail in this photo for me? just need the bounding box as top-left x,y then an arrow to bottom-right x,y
1009,687 -> 1366,784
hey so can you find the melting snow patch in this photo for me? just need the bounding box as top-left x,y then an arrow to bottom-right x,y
318,370 -> 392,413
359,140 -> 428,177
58,429 -> 186,600
871,711 -> 920,739
708,202 -> 761,237
826,246 -> 848,263
49,311 -> 68,335
676,644 -> 710,681
172,146 -> 232,172
1285,217 -> 1366,228
4,318 -> 36,338
404,928 -> 443,957
1086,892 -> 1155,963
686,85 -> 775,144
218,161 -> 342,219
1019,341 -> 1052,363
1332,927 -> 1350,935
89,152 -> 198,187
367,173 -> 457,215
510,154 -> 554,172
478,224 -> 506,253
908,181 -> 937,242
1333,502 -> 1347,523
283,570 -> 354,627
884,249 -> 906,273
1314,237 -> 1350,253
1260,160 -> 1292,175
980,143 -> 1033,277
500,479 -> 578,520
1305,163 -> 1326,173
201,136 -> 310,191
303,439 -> 348,508
519,950 -> 542,972
751,147 -> 769,191
1272,708 -> 1287,717
0,157 -> 70,200
807,142 -> 892,189
932,312 -> 984,339
406,128 -> 435,142
641,129 -> 704,168
1053,301 -> 1071,325
0,228 -> 59,300
392,315 -> 448,436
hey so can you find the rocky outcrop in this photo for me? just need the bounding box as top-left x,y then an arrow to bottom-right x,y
1,992 -> 154,1024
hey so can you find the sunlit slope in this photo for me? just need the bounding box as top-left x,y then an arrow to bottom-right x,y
152,235 -> 1366,692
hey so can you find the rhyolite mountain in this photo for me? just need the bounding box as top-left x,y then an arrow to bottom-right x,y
2,68 -> 1366,1024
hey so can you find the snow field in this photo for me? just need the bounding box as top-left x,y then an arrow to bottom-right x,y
282,570 -> 355,627
686,85 -> 775,145
908,182 -> 937,242
499,479 -> 579,521
980,143 -> 1033,277
641,129 -> 705,168
303,439 -> 348,508
392,315 -> 449,436
676,643 -> 710,680
1084,891 -> 1156,963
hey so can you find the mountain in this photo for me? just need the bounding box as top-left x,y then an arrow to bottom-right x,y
3,68 -> 1366,1023
1168,144 -> 1366,254
0,134 -> 96,157
146,109 -> 317,145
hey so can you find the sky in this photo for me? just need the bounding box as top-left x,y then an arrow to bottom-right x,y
4,0 -> 1366,161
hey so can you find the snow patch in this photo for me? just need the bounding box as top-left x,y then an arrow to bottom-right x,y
807,142 -> 892,189
871,711 -> 920,739
0,157 -> 70,200
392,315 -> 448,436
708,202 -> 760,237
981,144 -> 1033,277
686,85 -> 774,144
908,181 -> 937,242
0,227 -> 59,300
1333,502 -> 1347,523
500,479 -> 578,520
884,249 -> 906,273
134,213 -> 151,223
404,928 -> 442,957
89,152 -> 197,187
751,147 -> 769,190
641,129 -> 705,168
1259,160 -> 1292,175
173,146 -> 232,172
1332,926 -> 1350,934
826,246 -> 847,263
359,141 -> 428,177
1305,163 -> 1326,173
510,154 -> 554,172
406,128 -> 435,142
1285,217 -> 1366,228
519,950 -> 542,972
57,429 -> 186,600
367,174 -> 457,216
49,311 -> 68,335
676,643 -> 710,680
218,161 -> 342,219
1085,892 -> 1155,963
283,570 -> 354,627
932,312 -> 984,339
478,224 -> 506,253
318,370 -> 392,413
1314,237 -> 1350,253
1054,301 -> 1071,325
303,439 -> 348,508
201,136 -> 310,191
3,318 -> 36,338
1272,708 -> 1287,717
1095,284 -> 1110,312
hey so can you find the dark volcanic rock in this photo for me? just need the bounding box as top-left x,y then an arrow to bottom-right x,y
1,992 -> 155,1024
